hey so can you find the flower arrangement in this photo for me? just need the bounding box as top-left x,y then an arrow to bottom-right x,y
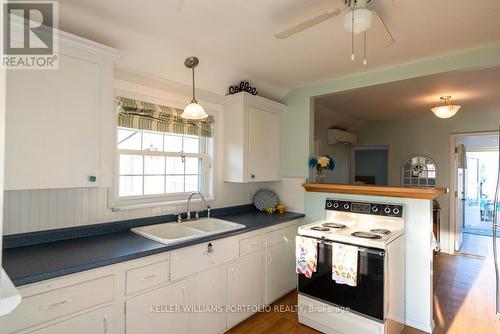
309,154 -> 335,183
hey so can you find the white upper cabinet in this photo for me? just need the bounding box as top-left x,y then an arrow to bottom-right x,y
223,93 -> 284,182
4,32 -> 120,190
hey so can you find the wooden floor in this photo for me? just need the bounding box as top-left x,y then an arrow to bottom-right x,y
227,253 -> 500,334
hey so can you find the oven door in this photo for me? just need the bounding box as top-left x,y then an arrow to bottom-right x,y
298,238 -> 385,321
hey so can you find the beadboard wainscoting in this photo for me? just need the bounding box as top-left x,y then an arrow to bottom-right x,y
3,184 -> 273,235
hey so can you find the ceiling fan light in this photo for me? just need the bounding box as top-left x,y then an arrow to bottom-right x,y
344,8 -> 373,34
182,102 -> 208,120
430,105 -> 461,119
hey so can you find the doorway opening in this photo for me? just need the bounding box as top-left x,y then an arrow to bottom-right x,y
352,146 -> 389,185
452,133 -> 499,257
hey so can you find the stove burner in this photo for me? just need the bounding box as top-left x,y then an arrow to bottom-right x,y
351,231 -> 382,239
322,223 -> 347,229
310,226 -> 330,232
370,228 -> 391,235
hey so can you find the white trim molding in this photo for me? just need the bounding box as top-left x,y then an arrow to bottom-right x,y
448,130 -> 499,254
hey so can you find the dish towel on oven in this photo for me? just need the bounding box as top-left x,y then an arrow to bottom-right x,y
295,236 -> 318,278
331,243 -> 358,286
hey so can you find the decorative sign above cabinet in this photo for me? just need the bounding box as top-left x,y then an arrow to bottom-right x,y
228,81 -> 258,96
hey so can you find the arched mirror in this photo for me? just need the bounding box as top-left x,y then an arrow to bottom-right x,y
401,155 -> 437,187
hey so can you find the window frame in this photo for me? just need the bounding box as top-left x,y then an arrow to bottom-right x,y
110,90 -> 215,210
117,129 -> 209,199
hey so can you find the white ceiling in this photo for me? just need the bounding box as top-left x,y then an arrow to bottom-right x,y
314,65 -> 500,124
58,0 -> 500,100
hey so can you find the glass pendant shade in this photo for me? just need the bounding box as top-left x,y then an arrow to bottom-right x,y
182,101 -> 208,120
344,8 -> 373,34
430,96 -> 461,119
430,105 -> 461,119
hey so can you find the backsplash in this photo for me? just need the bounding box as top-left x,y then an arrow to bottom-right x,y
2,186 -> 259,235
2,178 -> 305,235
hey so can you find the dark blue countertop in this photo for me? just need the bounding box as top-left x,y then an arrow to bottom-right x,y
2,209 -> 304,287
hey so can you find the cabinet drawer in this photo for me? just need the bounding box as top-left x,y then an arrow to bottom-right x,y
266,225 -> 297,247
171,237 -> 238,281
1,275 -> 114,333
24,305 -> 113,334
239,234 -> 264,256
126,260 -> 169,295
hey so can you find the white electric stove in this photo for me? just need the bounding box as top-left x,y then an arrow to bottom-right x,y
297,198 -> 406,334
298,200 -> 404,250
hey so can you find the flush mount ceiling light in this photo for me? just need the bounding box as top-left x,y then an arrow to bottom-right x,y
182,56 -> 208,120
430,96 -> 461,119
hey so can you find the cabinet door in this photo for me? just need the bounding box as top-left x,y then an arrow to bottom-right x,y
5,53 -> 102,190
266,237 -> 296,304
191,265 -> 226,334
226,251 -> 264,327
26,305 -> 113,334
248,106 -> 280,182
126,280 -> 190,334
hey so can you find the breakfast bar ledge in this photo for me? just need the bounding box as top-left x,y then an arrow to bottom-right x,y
302,183 -> 448,200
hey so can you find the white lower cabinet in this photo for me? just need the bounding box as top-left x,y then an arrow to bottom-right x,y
1,221 -> 299,334
190,265 -> 227,334
226,250 -> 264,328
125,279 -> 190,334
26,305 -> 113,334
266,226 -> 297,304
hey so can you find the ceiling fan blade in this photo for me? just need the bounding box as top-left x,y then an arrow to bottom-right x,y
371,11 -> 395,47
275,8 -> 345,39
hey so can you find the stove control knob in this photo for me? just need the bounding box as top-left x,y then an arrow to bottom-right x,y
343,203 -> 350,210
326,201 -> 333,208
371,205 -> 379,213
384,206 -> 391,214
393,207 -> 400,215
333,202 -> 339,209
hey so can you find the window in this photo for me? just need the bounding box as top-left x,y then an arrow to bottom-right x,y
401,155 -> 437,187
117,127 -> 209,199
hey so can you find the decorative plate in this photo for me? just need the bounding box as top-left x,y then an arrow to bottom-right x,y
253,189 -> 280,211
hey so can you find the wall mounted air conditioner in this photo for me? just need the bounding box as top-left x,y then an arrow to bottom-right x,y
327,129 -> 357,145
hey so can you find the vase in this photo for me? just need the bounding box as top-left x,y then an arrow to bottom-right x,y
315,170 -> 326,183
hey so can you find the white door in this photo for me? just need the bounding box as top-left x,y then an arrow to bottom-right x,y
126,280 -> 190,334
248,107 -> 280,182
455,168 -> 465,251
191,265 -> 226,334
28,305 -> 113,334
226,251 -> 264,327
266,238 -> 296,304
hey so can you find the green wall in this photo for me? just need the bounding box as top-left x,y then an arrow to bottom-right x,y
281,43 -> 500,178
356,109 -> 500,252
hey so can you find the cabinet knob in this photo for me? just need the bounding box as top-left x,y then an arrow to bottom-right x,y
250,174 -> 256,179
88,175 -> 97,182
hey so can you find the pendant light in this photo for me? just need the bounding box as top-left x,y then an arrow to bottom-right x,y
430,96 -> 461,119
182,56 -> 208,120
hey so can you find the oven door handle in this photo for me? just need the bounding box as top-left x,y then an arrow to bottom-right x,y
315,239 -> 385,257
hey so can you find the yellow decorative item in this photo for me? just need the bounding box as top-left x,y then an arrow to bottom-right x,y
264,207 -> 276,214
276,204 -> 286,214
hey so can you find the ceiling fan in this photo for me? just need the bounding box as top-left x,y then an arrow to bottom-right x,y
275,0 -> 395,65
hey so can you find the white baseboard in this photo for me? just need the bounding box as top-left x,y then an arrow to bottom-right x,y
405,318 -> 433,333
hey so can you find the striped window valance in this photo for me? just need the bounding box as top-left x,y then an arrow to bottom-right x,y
117,97 -> 214,137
